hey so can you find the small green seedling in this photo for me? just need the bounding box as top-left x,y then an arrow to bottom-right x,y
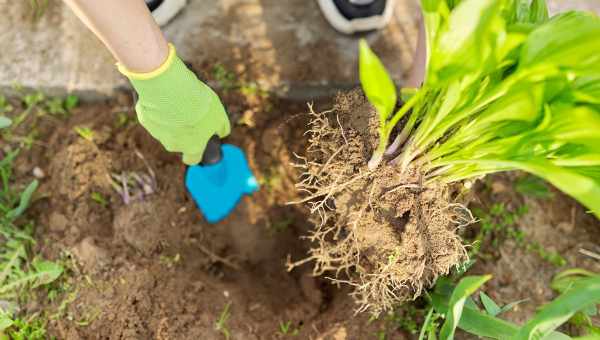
74,126 -> 94,142
0,116 -> 11,130
212,64 -> 237,91
0,150 -> 63,338
90,192 -> 108,207
0,96 -> 13,114
214,302 -> 231,339
22,92 -> 44,110
278,321 -> 299,336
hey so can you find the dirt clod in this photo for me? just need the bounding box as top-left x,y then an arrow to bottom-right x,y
292,90 -> 469,314
72,237 -> 110,272
113,199 -> 167,255
48,212 -> 69,233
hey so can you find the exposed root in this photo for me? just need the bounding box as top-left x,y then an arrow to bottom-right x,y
290,93 -> 472,315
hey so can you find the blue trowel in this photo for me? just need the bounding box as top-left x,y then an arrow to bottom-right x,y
185,135 -> 259,223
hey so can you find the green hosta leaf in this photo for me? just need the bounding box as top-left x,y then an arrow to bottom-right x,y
572,75 -> 600,104
358,39 -> 397,123
0,116 -> 11,129
546,106 -> 600,148
520,11 -> 600,71
528,0 -> 548,24
432,291 -> 569,340
6,180 -> 38,222
431,291 -> 518,339
514,276 -> 600,340
0,313 -> 13,332
428,0 -> 504,83
439,275 -> 491,340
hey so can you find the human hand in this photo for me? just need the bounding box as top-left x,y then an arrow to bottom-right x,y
118,44 -> 230,165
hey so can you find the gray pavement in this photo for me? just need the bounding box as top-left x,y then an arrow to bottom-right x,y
1,0 -> 598,100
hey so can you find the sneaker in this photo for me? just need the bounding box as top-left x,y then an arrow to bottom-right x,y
145,0 -> 187,26
317,0 -> 395,34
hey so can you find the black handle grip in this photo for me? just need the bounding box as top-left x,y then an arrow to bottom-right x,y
201,135 -> 222,165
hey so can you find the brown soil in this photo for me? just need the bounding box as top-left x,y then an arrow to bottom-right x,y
4,87 -> 600,339
291,90 -> 468,315
12,90 -> 415,339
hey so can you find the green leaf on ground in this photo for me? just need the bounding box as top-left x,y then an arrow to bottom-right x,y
439,275 -> 492,340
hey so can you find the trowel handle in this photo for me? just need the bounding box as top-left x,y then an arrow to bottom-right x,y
201,135 -> 222,165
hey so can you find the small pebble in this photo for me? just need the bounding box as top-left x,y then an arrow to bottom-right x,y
32,166 -> 45,179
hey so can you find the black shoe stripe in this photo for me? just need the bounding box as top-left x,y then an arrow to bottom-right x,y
145,0 -> 164,12
333,0 -> 387,20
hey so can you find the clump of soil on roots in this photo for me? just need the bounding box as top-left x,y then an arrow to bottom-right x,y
291,90 -> 471,314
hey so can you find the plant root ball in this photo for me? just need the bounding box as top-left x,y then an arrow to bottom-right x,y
290,90 -> 470,315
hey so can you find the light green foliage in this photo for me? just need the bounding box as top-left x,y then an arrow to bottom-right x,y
214,302 -> 231,339
212,64 -> 238,91
439,275 -> 491,340
0,313 -> 48,340
74,126 -> 94,142
359,40 -> 422,169
358,0 -> 600,217
550,269 -> 600,334
0,150 -> 63,336
479,292 -> 527,317
0,96 -> 14,114
90,192 -> 108,208
426,272 -> 600,339
2,91 -> 78,150
0,96 -> 13,130
45,95 -> 79,117
278,321 -> 299,336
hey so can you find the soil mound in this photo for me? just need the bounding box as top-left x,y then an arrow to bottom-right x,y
291,90 -> 470,314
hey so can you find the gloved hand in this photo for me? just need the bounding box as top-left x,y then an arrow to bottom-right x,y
117,44 -> 230,165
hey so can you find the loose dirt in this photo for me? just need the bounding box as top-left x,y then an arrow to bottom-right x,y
13,89 -> 416,339
4,86 -> 599,339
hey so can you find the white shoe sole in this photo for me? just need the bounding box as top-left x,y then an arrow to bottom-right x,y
317,0 -> 395,34
151,0 -> 187,26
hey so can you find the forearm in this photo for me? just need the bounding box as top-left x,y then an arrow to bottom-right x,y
63,0 -> 168,72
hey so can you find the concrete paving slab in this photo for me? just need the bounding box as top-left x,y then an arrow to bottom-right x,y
1,0 -> 599,100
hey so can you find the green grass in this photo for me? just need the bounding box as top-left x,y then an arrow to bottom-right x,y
425,270 -> 600,339
74,126 -> 94,142
0,148 -> 63,337
1,91 -> 79,150
90,192 -> 108,208
214,302 -> 232,339
278,321 -> 299,336
471,202 -> 566,266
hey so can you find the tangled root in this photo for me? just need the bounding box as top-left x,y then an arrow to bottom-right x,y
289,92 -> 472,315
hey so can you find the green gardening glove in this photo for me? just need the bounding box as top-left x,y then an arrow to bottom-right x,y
117,44 -> 230,165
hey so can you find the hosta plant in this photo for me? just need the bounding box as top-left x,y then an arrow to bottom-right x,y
360,0 -> 600,217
